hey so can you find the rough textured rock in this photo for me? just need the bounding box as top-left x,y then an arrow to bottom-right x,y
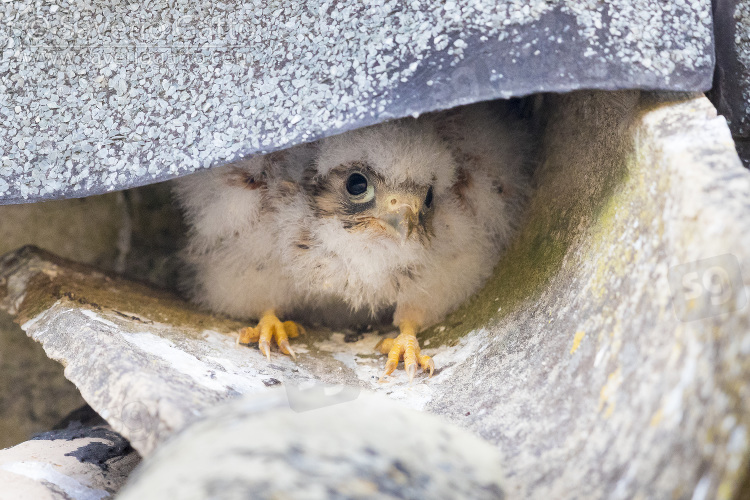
0,246 -> 368,456
0,311 -> 86,449
0,182 -> 182,288
0,193 -> 124,269
1,92 -> 748,499
0,423 -> 139,499
424,92 -> 750,498
0,1 -> 714,204
710,0 -> 750,167
0,183 -> 180,449
117,391 -> 505,500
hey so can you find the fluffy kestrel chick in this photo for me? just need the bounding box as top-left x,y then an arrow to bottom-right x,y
174,101 -> 531,381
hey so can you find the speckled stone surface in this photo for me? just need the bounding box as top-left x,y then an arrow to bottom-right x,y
713,0 -> 750,136
0,0 -> 714,204
0,423 -> 139,499
711,0 -> 750,168
117,391 -> 506,500
1,92 -> 748,499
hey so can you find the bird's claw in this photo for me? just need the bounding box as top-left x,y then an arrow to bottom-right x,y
278,338 -> 296,360
378,320 -> 433,382
258,338 -> 271,360
405,362 -> 417,382
237,311 -> 303,361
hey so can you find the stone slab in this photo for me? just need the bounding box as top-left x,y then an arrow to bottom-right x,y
1,92 -> 749,499
117,391 -> 505,500
0,1 -> 714,204
0,311 -> 86,449
0,424 -> 139,500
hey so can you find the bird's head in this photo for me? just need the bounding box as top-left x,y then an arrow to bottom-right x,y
313,164 -> 434,244
304,118 -> 455,245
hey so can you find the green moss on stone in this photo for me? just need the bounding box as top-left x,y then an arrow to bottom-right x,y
421,91 -> 638,347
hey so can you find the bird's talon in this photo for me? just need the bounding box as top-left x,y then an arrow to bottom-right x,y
237,326 -> 259,345
279,338 -> 296,360
420,356 -> 435,377
258,339 -> 271,360
377,320 -> 434,381
384,359 -> 398,376
379,358 -> 398,382
238,311 -> 302,361
405,363 -> 417,382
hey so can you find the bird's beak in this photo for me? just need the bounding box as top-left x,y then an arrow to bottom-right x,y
381,194 -> 421,243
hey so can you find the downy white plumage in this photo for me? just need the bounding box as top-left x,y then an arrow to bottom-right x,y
174,101 -> 531,379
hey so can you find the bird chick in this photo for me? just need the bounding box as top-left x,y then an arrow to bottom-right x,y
174,101 -> 531,381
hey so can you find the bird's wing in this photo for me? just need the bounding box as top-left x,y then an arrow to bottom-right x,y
173,142 -> 319,249
172,156 -> 269,252
431,101 -> 532,243
173,144 -> 322,319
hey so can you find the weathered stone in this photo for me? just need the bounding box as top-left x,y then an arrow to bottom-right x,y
0,311 -> 86,449
1,92 -> 749,499
0,423 -> 139,499
0,183 -> 183,288
117,391 -> 505,500
0,1 -> 714,204
0,185 -> 181,450
422,92 -> 750,498
0,245 -> 366,456
0,193 -> 125,270
709,0 -> 750,167
0,184 -> 182,449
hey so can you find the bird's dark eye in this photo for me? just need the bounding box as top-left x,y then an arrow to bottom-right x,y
424,186 -> 433,209
346,172 -> 375,203
346,173 -> 368,196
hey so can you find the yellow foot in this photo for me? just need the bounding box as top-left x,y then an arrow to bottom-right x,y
377,320 -> 434,382
237,310 -> 304,361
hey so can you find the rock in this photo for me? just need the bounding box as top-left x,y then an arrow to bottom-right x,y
422,92 -> 750,498
1,91 -> 749,498
117,391 -> 505,500
711,0 -> 750,165
0,311 -> 86,449
0,184 -> 183,289
0,184 -> 181,449
0,246 -> 366,456
0,422 -> 139,499
0,193 -> 125,271
0,1 -> 714,204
